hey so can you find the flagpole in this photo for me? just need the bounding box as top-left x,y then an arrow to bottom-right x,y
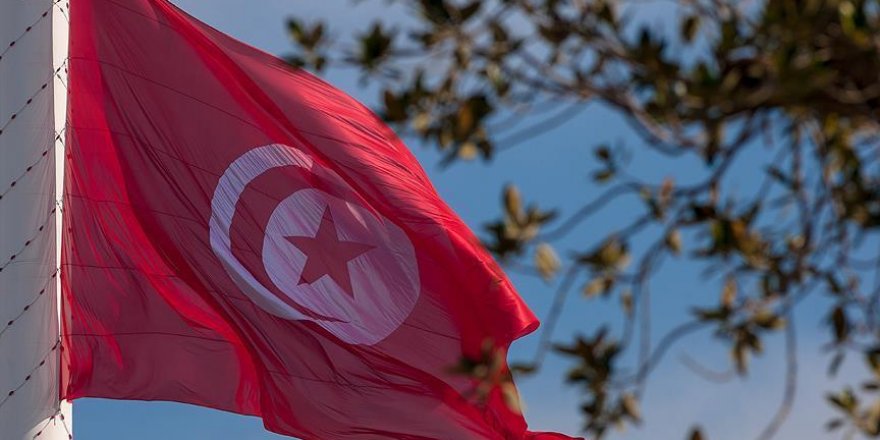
52,1 -> 74,438
0,1 -> 71,439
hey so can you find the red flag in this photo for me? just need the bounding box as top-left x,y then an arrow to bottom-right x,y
61,1 -> 577,439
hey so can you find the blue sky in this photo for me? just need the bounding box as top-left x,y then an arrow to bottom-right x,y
73,2 -> 866,439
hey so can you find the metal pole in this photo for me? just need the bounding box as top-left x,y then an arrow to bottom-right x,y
0,1 -> 71,438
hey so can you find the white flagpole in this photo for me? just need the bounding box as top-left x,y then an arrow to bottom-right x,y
52,1 -> 73,437
0,1 -> 72,439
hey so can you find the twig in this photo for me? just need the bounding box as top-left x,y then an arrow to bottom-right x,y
538,183 -> 643,242
614,320 -> 708,387
532,266 -> 581,368
755,311 -> 797,440
495,101 -> 588,152
679,352 -> 737,383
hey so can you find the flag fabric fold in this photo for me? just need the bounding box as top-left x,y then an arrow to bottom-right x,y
61,0 -> 577,438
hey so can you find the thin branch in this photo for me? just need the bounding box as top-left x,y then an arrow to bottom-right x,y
755,311 -> 797,440
614,320 -> 708,387
538,183 -> 644,242
532,266 -> 581,368
679,352 -> 737,383
495,100 -> 588,152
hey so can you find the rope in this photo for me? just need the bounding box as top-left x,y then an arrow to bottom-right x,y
0,62 -> 67,138
0,1 -> 63,63
0,131 -> 64,203
0,269 -> 60,342
0,339 -> 61,411
30,410 -> 72,439
0,206 -> 58,274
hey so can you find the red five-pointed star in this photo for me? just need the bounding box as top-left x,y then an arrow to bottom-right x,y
285,207 -> 374,297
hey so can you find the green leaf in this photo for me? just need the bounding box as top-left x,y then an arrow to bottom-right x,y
534,243 -> 561,281
357,23 -> 395,71
721,277 -> 736,308
688,427 -> 706,440
681,15 -> 700,42
829,306 -> 850,344
620,393 -> 641,423
827,389 -> 858,413
593,169 -> 615,183
503,185 -> 523,221
825,418 -> 844,431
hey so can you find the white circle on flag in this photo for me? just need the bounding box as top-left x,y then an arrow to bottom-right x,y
209,144 -> 420,345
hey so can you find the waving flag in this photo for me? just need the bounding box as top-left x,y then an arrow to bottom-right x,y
61,1 -> 576,438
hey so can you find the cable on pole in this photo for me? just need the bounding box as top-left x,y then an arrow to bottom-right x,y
28,408 -> 72,439
59,412 -> 72,439
0,339 -> 61,411
31,413 -> 58,439
0,207 -> 58,274
0,63 -> 66,138
0,1 -> 62,64
0,269 -> 60,342
0,131 -> 64,203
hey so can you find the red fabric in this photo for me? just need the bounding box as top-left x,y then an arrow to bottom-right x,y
61,1 -> 577,439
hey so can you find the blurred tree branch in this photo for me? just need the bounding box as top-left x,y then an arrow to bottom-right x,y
286,0 -> 880,438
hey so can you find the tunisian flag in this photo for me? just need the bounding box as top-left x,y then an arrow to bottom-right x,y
61,1 -> 574,439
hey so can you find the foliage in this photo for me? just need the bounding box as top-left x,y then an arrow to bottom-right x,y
286,0 -> 880,438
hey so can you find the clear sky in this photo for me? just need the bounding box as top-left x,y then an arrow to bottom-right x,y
73,2 -> 864,439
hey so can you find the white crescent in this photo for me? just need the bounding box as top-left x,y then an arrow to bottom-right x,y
209,143 -> 420,345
